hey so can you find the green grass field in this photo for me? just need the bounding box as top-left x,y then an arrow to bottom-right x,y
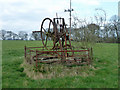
2,40 -> 118,88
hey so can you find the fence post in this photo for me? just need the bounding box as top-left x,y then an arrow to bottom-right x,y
30,49 -> 32,64
36,49 -> 38,68
24,46 -> 26,58
90,47 -> 93,63
88,48 -> 90,65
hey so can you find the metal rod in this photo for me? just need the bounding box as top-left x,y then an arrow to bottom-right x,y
36,50 -> 38,68
36,50 -> 89,53
64,0 -> 73,40
70,0 -> 71,39
24,46 -> 26,58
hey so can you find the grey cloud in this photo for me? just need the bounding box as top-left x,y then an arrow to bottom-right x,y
1,8 -> 48,22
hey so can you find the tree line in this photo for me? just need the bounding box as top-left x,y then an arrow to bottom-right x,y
0,30 -> 43,40
0,9 -> 119,43
71,9 -> 119,43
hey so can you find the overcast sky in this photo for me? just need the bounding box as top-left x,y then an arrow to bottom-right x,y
0,0 -> 119,34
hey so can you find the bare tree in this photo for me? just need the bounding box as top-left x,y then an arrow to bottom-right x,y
72,15 -> 100,47
95,8 -> 106,27
0,30 -> 7,40
29,33 -> 35,40
5,31 -> 13,40
12,33 -> 19,40
18,31 -> 28,40
109,15 -> 119,42
32,32 -> 42,40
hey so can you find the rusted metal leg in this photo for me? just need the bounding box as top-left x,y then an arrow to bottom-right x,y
87,48 -> 90,65
90,47 -> 93,64
36,50 -> 38,68
30,50 -> 32,64
24,46 -> 26,59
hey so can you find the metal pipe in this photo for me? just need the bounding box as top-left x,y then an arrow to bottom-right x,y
64,0 -> 73,40
24,46 -> 26,58
70,0 -> 71,39
36,50 -> 38,68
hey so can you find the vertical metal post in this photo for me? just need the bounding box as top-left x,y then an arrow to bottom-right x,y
30,49 -> 32,64
69,0 -> 72,40
58,37 -> 65,63
90,47 -> 93,64
64,0 -> 73,40
88,48 -> 90,65
24,46 -> 26,58
65,33 -> 67,57
36,50 -> 38,68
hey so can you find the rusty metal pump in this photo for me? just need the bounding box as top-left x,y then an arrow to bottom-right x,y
25,17 -> 92,67
33,18 -> 72,51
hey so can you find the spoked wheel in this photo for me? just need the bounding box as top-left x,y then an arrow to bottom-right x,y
41,18 -> 56,50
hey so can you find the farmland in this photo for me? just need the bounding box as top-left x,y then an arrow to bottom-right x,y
2,40 -> 118,88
